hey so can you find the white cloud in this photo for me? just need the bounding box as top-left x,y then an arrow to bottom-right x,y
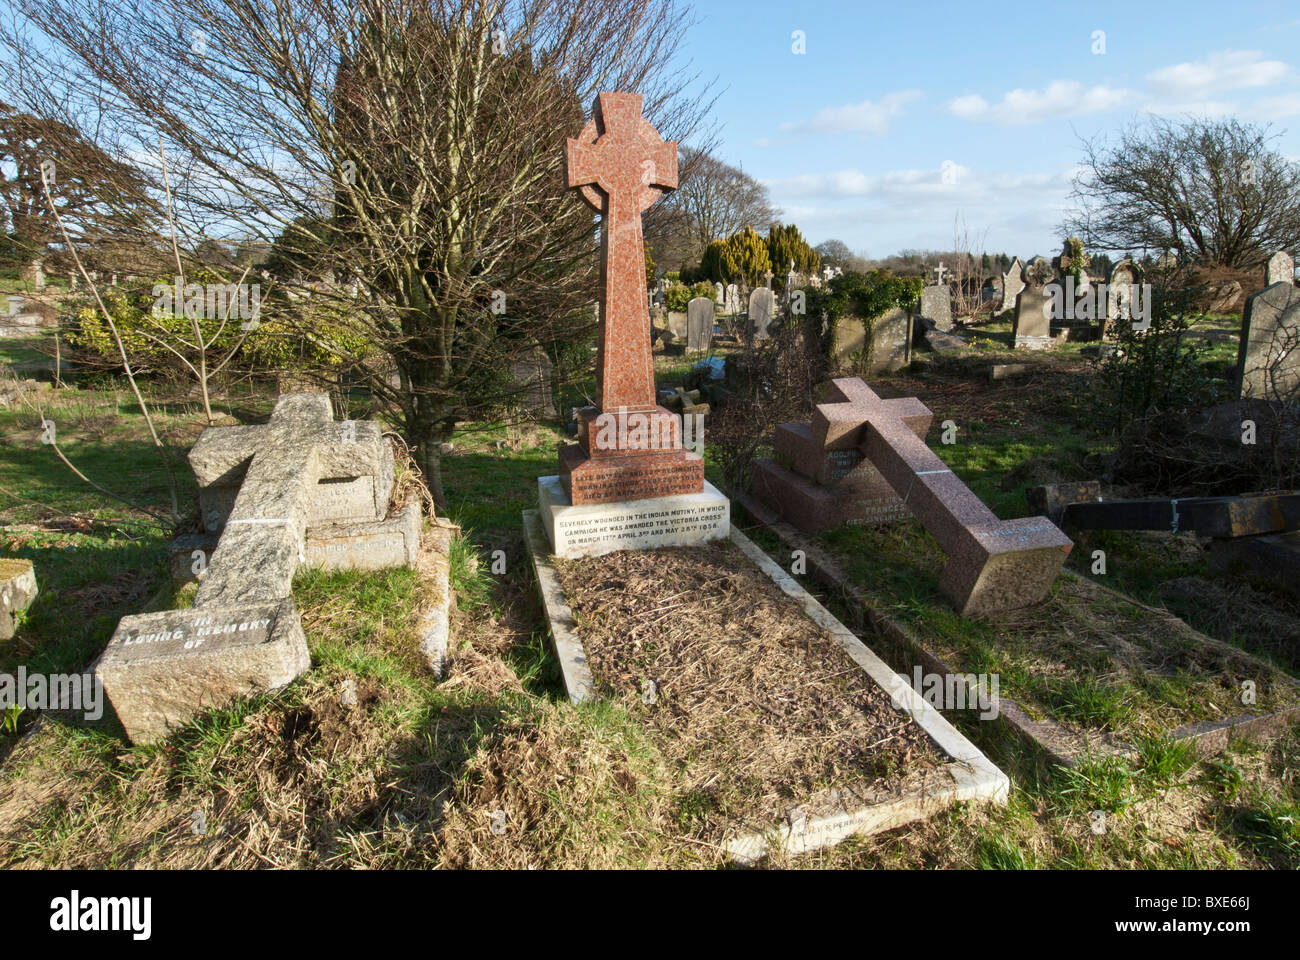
761,164 -> 1078,256
1147,50 -> 1289,100
946,81 -> 1130,126
782,90 -> 923,137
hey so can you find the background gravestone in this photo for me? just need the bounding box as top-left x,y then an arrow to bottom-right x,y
999,258 -> 1025,315
919,284 -> 953,331
749,287 -> 775,340
1267,250 -> 1295,287
1014,285 -> 1052,349
832,307 -> 912,373
686,296 -> 714,352
1106,260 -> 1137,333
713,282 -> 724,305
1237,281 -> 1300,402
724,283 -> 740,314
666,310 -> 688,339
510,345 -> 558,419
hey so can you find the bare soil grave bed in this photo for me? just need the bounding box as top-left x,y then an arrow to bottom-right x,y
523,513 -> 1007,862
740,501 -> 1300,765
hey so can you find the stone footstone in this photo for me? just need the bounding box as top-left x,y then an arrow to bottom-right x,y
813,378 -> 1072,615
93,599 -> 309,744
538,475 -> 729,559
0,558 -> 38,640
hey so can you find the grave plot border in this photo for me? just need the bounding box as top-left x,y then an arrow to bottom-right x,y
736,494 -> 1300,768
521,508 -> 1008,863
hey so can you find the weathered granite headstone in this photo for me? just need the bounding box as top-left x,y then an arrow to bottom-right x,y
0,558 -> 38,641
666,310 -> 688,339
749,286 -> 775,340
686,296 -> 713,352
98,394 -> 413,743
1237,281 -> 1300,402
714,282 -> 725,305
1267,251 -> 1295,287
920,284 -> 953,331
538,91 -> 728,558
510,345 -> 558,419
810,378 -> 1073,615
999,258 -> 1025,314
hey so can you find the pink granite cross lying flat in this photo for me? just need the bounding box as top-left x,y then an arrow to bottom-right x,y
813,378 -> 1073,616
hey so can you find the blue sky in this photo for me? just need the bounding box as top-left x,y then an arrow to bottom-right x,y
673,0 -> 1300,260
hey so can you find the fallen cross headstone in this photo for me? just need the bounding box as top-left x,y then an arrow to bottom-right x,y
812,378 -> 1072,615
97,393 -> 411,743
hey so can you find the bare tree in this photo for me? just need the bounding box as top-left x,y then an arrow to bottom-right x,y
652,146 -> 778,269
0,102 -> 155,284
4,0 -> 713,507
1067,117 -> 1300,269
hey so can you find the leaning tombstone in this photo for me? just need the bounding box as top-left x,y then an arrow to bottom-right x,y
1237,281 -> 1300,402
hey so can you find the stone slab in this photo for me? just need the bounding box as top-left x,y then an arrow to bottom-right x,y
537,474 -> 729,559
0,558 -> 38,641
304,501 -> 422,571
94,598 -> 310,743
522,509 -> 595,701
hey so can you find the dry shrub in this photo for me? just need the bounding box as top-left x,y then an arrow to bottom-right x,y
1109,399 -> 1300,495
708,317 -> 827,493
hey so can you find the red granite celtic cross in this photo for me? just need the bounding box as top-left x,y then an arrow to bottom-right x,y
567,92 -> 678,413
